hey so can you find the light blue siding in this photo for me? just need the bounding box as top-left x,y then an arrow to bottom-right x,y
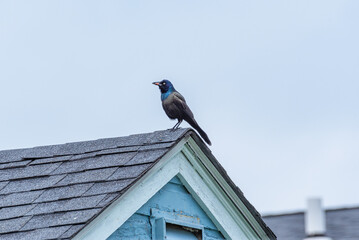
107,213 -> 151,240
107,176 -> 225,240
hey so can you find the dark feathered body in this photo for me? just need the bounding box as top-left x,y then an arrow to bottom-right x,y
162,91 -> 192,120
153,80 -> 212,145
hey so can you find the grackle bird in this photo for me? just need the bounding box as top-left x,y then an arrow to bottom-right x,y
152,80 -> 211,145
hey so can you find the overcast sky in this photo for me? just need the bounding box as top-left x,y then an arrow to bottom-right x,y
1,0 -> 358,214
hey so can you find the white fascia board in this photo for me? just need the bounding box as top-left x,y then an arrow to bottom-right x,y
175,151 -> 255,239
183,138 -> 271,239
73,136 -> 269,240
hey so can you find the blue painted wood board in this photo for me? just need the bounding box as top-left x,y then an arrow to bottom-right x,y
107,176 -> 225,240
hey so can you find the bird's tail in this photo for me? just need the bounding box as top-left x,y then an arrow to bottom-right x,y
185,117 -> 212,146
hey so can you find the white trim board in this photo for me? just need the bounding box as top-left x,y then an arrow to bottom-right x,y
73,136 -> 271,240
184,138 -> 271,239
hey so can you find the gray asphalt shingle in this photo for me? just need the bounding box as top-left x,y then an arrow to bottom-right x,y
0,149 -> 31,164
0,190 -> 44,208
27,195 -> 107,216
327,207 -> 359,238
33,183 -> 94,203
55,167 -> 118,186
0,226 -> 71,240
0,216 -> 32,234
0,163 -> 61,181
124,149 -> 167,165
96,193 -> 119,208
263,207 -> 359,240
95,146 -> 140,155
0,129 -> 187,240
0,204 -> 35,220
82,179 -> 135,196
60,224 -> 86,239
108,163 -> 154,181
30,155 -> 72,165
0,160 -> 31,169
138,142 -> 174,151
24,226 -> 72,240
0,175 -> 65,194
21,209 -> 101,231
263,213 -> 305,240
76,152 -> 136,171
0,181 -> 8,191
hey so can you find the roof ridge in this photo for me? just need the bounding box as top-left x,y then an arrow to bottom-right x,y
0,128 -> 192,153
263,205 -> 359,218
0,128 -> 191,164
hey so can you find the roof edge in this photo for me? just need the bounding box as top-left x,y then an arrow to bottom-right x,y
185,130 -> 277,239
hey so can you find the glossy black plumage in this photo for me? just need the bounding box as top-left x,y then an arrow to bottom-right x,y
153,80 -> 212,145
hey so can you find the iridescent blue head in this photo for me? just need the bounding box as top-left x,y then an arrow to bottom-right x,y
152,79 -> 175,101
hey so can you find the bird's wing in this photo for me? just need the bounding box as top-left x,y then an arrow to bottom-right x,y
172,91 -> 194,119
172,91 -> 186,103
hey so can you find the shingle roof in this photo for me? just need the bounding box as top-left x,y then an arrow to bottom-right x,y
0,129 -> 189,240
0,128 -> 275,239
262,207 -> 359,240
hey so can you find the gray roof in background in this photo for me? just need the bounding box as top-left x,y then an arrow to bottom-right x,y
0,128 -> 189,240
263,207 -> 359,240
0,128 -> 275,240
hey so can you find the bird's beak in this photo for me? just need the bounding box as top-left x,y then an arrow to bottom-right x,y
152,82 -> 160,86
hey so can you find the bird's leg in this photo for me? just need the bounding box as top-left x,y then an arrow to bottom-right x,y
171,121 -> 180,130
172,119 -> 182,130
176,119 -> 183,129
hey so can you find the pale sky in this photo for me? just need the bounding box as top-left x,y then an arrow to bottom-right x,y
1,0 -> 358,214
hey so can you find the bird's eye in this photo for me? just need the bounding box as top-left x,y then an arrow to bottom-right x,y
163,82 -> 166,85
